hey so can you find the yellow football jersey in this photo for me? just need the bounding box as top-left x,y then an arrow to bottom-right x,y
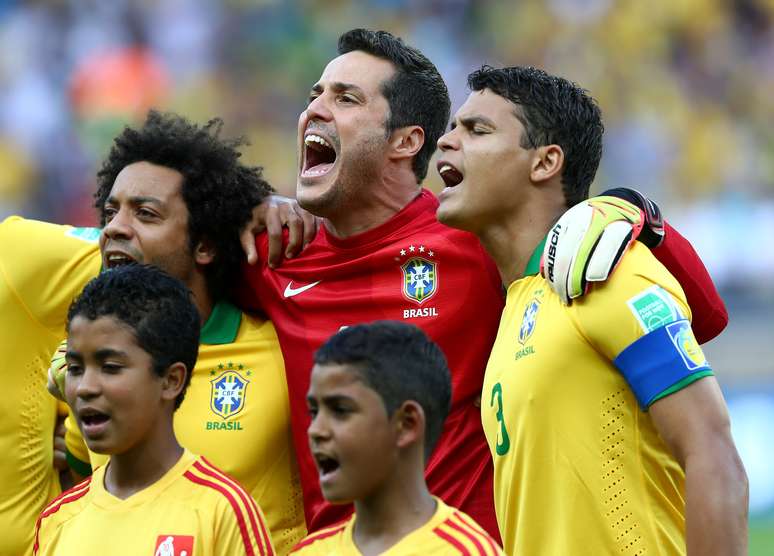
290,497 -> 503,555
482,241 -> 712,555
66,303 -> 306,554
0,217 -> 101,555
34,450 -> 273,555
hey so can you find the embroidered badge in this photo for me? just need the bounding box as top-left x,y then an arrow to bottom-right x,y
627,285 -> 682,333
518,297 -> 540,345
666,320 -> 708,370
210,370 -> 249,420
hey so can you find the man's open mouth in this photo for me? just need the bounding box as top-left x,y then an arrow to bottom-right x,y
302,133 -> 337,177
438,162 -> 463,187
104,252 -> 137,269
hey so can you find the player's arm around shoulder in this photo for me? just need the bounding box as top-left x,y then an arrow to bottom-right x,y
573,243 -> 748,555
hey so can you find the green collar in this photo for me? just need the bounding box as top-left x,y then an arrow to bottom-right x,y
200,301 -> 242,345
523,237 -> 546,277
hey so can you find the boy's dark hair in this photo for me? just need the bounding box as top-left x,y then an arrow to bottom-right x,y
67,265 -> 200,410
468,65 -> 604,207
94,110 -> 273,300
314,320 -> 451,460
338,29 -> 450,183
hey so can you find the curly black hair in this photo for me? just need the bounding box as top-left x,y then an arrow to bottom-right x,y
67,265 -> 200,410
94,110 -> 273,300
338,29 -> 450,183
468,66 -> 604,207
314,320 -> 451,461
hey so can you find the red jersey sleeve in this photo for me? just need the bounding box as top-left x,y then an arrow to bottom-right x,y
651,221 -> 728,344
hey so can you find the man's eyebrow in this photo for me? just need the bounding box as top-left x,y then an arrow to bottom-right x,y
311,82 -> 366,97
456,115 -> 496,130
105,195 -> 163,207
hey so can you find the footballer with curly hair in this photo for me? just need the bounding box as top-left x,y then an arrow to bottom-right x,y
1,110 -> 311,555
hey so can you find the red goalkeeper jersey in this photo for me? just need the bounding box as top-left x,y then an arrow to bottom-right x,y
238,190 -> 505,539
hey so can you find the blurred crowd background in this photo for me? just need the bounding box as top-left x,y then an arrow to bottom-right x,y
0,0 -> 771,550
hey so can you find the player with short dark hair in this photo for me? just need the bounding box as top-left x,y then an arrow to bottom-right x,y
241,27 -> 505,538
312,320 -> 451,460
34,265 -> 272,556
292,322 -> 502,555
337,29 -> 450,183
436,65 -> 748,555
65,264 -> 200,410
466,65 -> 603,207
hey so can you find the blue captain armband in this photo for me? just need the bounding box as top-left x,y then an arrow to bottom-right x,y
613,319 -> 713,410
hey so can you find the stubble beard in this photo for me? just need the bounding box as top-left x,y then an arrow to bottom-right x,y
298,133 -> 386,221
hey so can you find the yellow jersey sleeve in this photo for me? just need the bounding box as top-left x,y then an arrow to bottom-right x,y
0,217 -> 101,332
571,242 -> 712,408
0,217 -> 100,556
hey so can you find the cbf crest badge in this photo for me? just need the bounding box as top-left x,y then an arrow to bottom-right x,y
401,257 -> 438,304
210,371 -> 249,419
518,298 -> 540,345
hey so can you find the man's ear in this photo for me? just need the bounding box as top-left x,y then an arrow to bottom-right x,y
530,144 -> 564,184
161,362 -> 187,404
394,400 -> 426,451
194,238 -> 216,266
389,126 -> 425,162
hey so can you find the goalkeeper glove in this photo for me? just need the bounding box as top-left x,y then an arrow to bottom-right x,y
47,339 -> 68,402
600,187 -> 665,248
541,195 -> 645,304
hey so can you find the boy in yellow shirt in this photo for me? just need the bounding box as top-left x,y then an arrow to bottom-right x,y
34,265 -> 273,556
291,321 -> 502,556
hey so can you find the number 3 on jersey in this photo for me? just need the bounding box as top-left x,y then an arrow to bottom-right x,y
490,382 -> 510,456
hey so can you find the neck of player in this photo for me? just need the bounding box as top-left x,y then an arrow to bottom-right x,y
104,418 -> 183,500
478,192 -> 567,286
324,167 -> 421,239
352,460 -> 436,555
188,270 -> 214,324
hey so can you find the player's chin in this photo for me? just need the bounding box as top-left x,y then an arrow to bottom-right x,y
296,180 -> 335,214
319,485 -> 354,506
82,437 -> 114,456
436,199 -> 473,232
318,473 -> 356,505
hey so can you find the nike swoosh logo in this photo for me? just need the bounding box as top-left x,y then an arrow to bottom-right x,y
283,280 -> 322,298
